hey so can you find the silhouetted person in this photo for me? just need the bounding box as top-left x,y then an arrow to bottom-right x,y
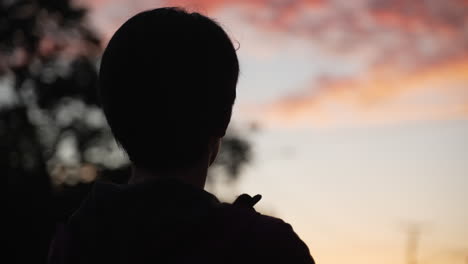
49,7 -> 314,264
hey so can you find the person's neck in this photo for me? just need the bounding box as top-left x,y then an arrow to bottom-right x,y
128,164 -> 208,189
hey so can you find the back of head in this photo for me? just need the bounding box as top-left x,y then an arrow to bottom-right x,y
99,7 -> 239,171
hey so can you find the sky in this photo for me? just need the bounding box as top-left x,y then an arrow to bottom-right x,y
77,0 -> 468,263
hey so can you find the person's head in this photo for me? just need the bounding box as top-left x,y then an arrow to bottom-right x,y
99,7 -> 239,173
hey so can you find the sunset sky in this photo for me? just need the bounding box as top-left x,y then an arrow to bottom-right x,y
78,0 -> 468,263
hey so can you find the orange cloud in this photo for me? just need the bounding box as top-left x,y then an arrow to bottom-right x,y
82,0 -> 468,130
84,0 -> 467,63
161,0 -> 325,12
257,56 -> 468,128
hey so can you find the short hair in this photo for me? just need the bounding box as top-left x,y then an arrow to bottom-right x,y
98,7 -> 239,171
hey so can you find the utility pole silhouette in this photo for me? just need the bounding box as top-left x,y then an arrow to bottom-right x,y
404,224 -> 421,264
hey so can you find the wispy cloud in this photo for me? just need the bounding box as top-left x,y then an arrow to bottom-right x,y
256,56 -> 468,128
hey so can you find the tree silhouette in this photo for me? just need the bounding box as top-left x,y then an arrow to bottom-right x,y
2,1 -> 251,262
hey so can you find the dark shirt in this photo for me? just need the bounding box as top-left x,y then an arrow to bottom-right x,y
49,179 -> 314,264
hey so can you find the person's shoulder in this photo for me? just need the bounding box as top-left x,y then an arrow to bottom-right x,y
248,213 -> 315,263
219,194 -> 315,264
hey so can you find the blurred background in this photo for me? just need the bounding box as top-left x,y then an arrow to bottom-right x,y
3,0 -> 467,264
